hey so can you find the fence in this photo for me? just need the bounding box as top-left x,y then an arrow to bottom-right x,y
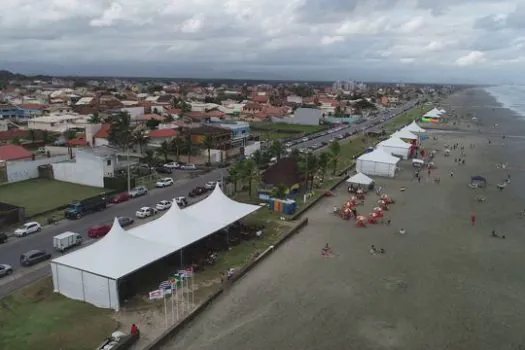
6,155 -> 70,183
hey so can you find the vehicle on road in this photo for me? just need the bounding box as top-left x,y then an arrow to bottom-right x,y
20,249 -> 52,267
336,134 -> 344,140
64,194 -> 107,219
118,216 -> 134,227
0,232 -> 7,244
136,206 -> 158,218
284,142 -> 293,147
110,192 -> 130,204
163,162 -> 180,169
189,186 -> 207,197
155,166 -> 172,174
156,200 -> 172,211
156,177 -> 174,188
180,164 -> 197,170
129,186 -> 148,198
53,232 -> 83,252
175,196 -> 188,207
13,222 -> 41,237
88,224 -> 112,238
0,264 -> 13,278
205,181 -> 217,190
301,137 -> 308,142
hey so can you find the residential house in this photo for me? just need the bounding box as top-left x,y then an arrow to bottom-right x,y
286,95 -> 303,105
0,104 -> 44,121
252,94 -> 269,104
92,124 -> 111,147
147,128 -> 178,147
243,102 -> 264,114
209,121 -> 250,146
190,126 -> 232,147
27,113 -> 89,132
280,108 -> 322,126
0,145 -> 33,161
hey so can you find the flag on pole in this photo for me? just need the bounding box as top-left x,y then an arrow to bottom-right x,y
185,266 -> 194,309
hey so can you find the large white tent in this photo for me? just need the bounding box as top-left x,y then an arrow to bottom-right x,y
423,108 -> 443,118
402,121 -> 426,133
377,137 -> 411,159
51,185 -> 261,310
391,129 -> 418,140
346,172 -> 374,186
356,149 -> 400,177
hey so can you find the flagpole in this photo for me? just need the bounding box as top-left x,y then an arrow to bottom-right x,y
191,270 -> 194,310
171,283 -> 175,324
163,292 -> 168,329
176,283 -> 179,321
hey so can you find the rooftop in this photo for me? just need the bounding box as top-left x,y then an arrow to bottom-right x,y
0,145 -> 34,161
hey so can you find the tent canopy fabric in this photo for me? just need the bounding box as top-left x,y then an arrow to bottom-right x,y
391,130 -> 418,140
378,137 -> 411,149
358,148 -> 400,164
346,172 -> 374,185
424,108 -> 443,118
402,121 -> 426,133
52,218 -> 176,279
52,185 -> 261,280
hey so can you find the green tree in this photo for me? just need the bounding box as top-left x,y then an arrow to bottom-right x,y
269,140 -> 284,161
157,140 -> 171,162
11,136 -> 21,145
42,130 -> 52,145
328,141 -> 341,175
241,159 -> 257,198
228,162 -> 243,194
107,111 -> 133,151
28,129 -> 36,143
88,112 -> 101,124
184,131 -> 193,163
143,149 -> 155,167
64,129 -> 76,140
318,152 -> 330,176
170,136 -> 184,162
271,183 -> 287,199
146,119 -> 160,130
251,150 -> 264,172
299,152 -> 318,191
289,148 -> 301,160
132,128 -> 149,153
202,135 -> 214,165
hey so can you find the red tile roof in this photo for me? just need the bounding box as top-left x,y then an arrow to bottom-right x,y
252,95 -> 269,103
0,145 -> 33,161
136,114 -> 165,121
68,133 -> 89,146
0,130 -> 28,141
94,124 -> 111,138
21,103 -> 46,110
148,129 -> 178,138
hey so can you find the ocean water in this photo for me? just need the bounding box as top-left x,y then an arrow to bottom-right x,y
485,85 -> 525,117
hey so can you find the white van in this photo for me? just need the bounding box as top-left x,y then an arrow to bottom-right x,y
53,232 -> 83,252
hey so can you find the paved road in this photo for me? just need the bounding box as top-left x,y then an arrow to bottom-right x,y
0,99 -> 419,297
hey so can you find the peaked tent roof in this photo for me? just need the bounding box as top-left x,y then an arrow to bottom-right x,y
358,148 -> 400,164
391,129 -> 418,140
51,218 -> 175,279
346,172 -> 374,185
423,108 -> 442,118
403,121 -> 426,133
184,184 -> 261,226
378,137 -> 411,148
438,108 -> 446,114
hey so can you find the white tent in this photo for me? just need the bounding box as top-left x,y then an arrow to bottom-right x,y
402,121 -> 426,133
356,149 -> 400,177
346,172 -> 374,186
51,218 -> 175,310
391,129 -> 418,140
377,137 -> 411,159
424,108 -> 443,118
51,185 -> 261,310
438,108 -> 447,114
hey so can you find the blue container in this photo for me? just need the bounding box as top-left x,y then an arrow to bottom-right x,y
283,199 -> 297,215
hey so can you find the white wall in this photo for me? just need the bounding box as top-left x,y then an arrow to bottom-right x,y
121,106 -> 145,119
94,138 -> 109,147
6,155 -> 70,183
45,146 -> 77,157
52,151 -> 105,187
244,142 -> 261,157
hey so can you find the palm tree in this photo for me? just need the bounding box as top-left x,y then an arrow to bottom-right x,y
157,140 -> 171,162
202,135 -> 214,165
108,111 -> 133,151
143,149 -> 155,167
271,183 -> 287,199
88,112 -> 101,124
241,159 -> 257,198
299,152 -> 318,191
170,136 -> 184,162
269,140 -> 284,161
328,141 -> 341,175
11,136 -> 21,145
184,131 -> 193,163
318,152 -> 330,177
132,128 -> 149,153
251,150 -> 264,172
289,148 -> 301,160
228,162 -> 243,194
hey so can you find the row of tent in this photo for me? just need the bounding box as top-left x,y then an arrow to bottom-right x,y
355,121 -> 426,177
422,108 -> 447,123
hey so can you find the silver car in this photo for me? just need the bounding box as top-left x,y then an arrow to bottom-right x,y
0,264 -> 13,278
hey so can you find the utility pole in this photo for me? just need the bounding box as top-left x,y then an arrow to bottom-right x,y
127,147 -> 131,193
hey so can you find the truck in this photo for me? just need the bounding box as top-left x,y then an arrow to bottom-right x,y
64,195 -> 107,219
53,232 -> 83,252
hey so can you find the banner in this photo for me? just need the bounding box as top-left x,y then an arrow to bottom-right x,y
149,289 -> 164,300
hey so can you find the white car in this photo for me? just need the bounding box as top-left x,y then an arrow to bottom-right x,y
180,164 -> 197,170
175,196 -> 188,207
135,207 -> 158,218
301,137 -> 308,142
163,162 -> 180,169
14,222 -> 41,237
284,142 -> 293,147
156,200 -> 172,211
205,181 -> 217,190
156,177 -> 174,188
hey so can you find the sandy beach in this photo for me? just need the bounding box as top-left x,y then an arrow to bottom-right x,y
163,88 -> 525,350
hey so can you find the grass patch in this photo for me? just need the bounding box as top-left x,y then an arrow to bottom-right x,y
0,179 -> 107,215
383,105 -> 433,132
250,122 -> 328,133
0,278 -> 116,350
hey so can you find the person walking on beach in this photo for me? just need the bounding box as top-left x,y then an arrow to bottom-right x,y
471,213 -> 476,226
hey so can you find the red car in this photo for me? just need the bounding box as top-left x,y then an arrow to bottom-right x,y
88,224 -> 111,238
110,192 -> 130,204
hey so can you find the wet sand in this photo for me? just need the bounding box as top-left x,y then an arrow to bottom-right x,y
163,89 -> 525,350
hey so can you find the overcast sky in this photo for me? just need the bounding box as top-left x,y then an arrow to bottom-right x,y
1,0 -> 525,83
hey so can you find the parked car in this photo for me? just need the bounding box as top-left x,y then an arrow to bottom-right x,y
129,186 -> 148,198
20,249 -> 52,267
155,166 -> 172,174
188,186 -> 207,197
284,142 -> 293,147
118,216 -> 134,227
53,232 -> 83,252
0,232 -> 7,244
156,177 -> 174,188
205,181 -> 217,190
136,207 -> 158,218
110,192 -> 130,204
156,200 -> 172,211
301,137 -> 308,142
14,222 -> 41,237
88,224 -> 112,238
175,196 -> 188,207
0,264 -> 13,278
180,164 -> 197,170
163,162 -> 180,169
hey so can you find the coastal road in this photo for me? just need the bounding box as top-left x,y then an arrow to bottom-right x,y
0,99 -> 419,297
